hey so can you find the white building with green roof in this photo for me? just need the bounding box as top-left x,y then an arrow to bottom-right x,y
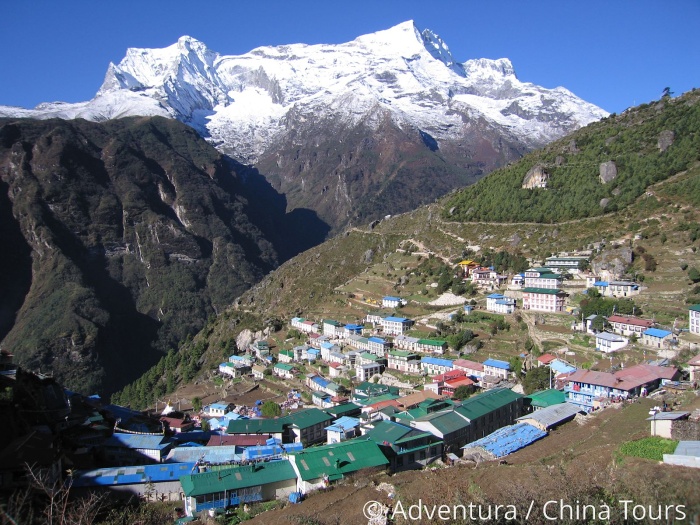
179,460 -> 297,516
288,440 -> 388,493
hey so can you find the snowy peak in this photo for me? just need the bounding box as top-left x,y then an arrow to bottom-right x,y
420,28 -> 461,74
0,21 -> 607,162
462,57 -> 516,79
352,20 -> 425,56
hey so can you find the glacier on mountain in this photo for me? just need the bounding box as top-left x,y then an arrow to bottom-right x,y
0,20 -> 607,164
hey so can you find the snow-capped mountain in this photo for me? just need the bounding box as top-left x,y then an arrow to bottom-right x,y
1,21 -> 607,231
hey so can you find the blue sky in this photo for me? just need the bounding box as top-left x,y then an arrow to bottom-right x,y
1,1 -> 697,114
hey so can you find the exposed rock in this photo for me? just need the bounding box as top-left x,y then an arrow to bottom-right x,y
555,156 -> 565,166
612,187 -> 621,196
658,130 -> 675,152
448,207 -> 456,215
522,165 -> 549,189
591,246 -> 633,278
600,198 -> 611,208
599,161 -> 618,183
363,249 -> 374,264
567,140 -> 580,154
368,220 -> 380,230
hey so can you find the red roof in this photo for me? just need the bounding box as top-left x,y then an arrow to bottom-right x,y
537,353 -> 556,364
329,362 -> 342,369
302,320 -> 316,326
607,315 -> 653,328
432,369 -> 466,382
688,354 -> 700,366
444,377 -> 475,388
206,434 -> 272,447
567,364 -> 679,392
453,359 -> 484,372
616,364 -> 679,382
159,416 -> 194,429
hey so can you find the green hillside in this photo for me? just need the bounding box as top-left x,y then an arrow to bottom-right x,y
443,89 -> 700,223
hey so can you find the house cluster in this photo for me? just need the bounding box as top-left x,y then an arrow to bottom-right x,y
580,313 -> 679,354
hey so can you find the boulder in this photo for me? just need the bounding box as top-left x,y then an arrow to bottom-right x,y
599,161 -> 617,183
658,130 -> 675,152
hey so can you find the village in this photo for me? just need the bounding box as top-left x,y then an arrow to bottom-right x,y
4,248 -> 699,523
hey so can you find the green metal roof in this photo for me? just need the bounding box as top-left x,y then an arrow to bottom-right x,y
324,403 -> 362,417
279,349 -> 295,357
388,350 -> 418,358
323,319 -> 344,327
689,304 -> 700,312
359,352 -> 381,361
413,410 -> 470,435
226,418 -> 287,434
455,388 -> 523,421
357,393 -> 400,406
179,460 -> 296,496
522,287 -> 564,295
525,389 -> 566,408
416,339 -> 447,347
290,440 -> 388,481
274,363 -> 294,371
364,420 -> 433,445
285,408 -> 332,429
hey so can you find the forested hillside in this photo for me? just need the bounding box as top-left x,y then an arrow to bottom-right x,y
443,89 -> 700,223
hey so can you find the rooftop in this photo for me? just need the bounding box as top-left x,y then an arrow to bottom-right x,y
180,460 -> 296,496
290,440 -> 388,481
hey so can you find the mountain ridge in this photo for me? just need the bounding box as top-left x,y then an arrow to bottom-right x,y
0,21 -> 607,233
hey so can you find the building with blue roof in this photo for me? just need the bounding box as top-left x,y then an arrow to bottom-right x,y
642,328 -> 675,349
382,296 -> 402,308
71,462 -> 196,501
324,416 -> 361,444
380,316 -> 413,335
483,359 -> 511,380
165,445 -> 243,464
101,433 -> 174,465
550,359 -> 576,375
420,357 -> 454,375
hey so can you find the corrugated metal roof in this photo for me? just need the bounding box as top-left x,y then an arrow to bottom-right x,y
290,440 -> 388,481
180,460 -> 296,496
483,359 -> 510,369
462,423 -> 547,457
166,446 -> 242,464
285,408 -> 333,429
456,388 -> 522,421
421,357 -> 454,367
646,411 -> 690,421
517,403 -> 582,429
227,419 -> 287,435
103,433 -> 172,450
72,463 -> 196,488
643,328 -> 672,338
526,389 -> 566,408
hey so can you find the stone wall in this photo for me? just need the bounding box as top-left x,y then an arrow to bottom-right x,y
671,420 -> 700,441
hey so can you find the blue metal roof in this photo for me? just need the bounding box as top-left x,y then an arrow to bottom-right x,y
421,357 -> 454,368
495,299 -> 515,305
550,360 -> 576,374
483,358 -> 510,370
384,316 -> 409,322
307,348 -> 320,355
103,433 -> 172,450
594,281 -> 609,286
325,416 -> 360,432
72,462 -> 196,488
383,296 -> 401,301
208,403 -> 229,411
644,328 -> 672,338
312,376 -> 330,388
462,423 -> 546,457
487,294 -> 504,299
368,337 -> 386,344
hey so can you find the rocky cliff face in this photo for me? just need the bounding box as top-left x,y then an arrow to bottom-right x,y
0,116 -> 281,394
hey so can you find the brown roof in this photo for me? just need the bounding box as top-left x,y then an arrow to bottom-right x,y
453,359 -> 484,371
688,354 -> 700,366
396,390 -> 444,409
537,353 -> 556,364
607,315 -> 653,328
206,434 -> 272,447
